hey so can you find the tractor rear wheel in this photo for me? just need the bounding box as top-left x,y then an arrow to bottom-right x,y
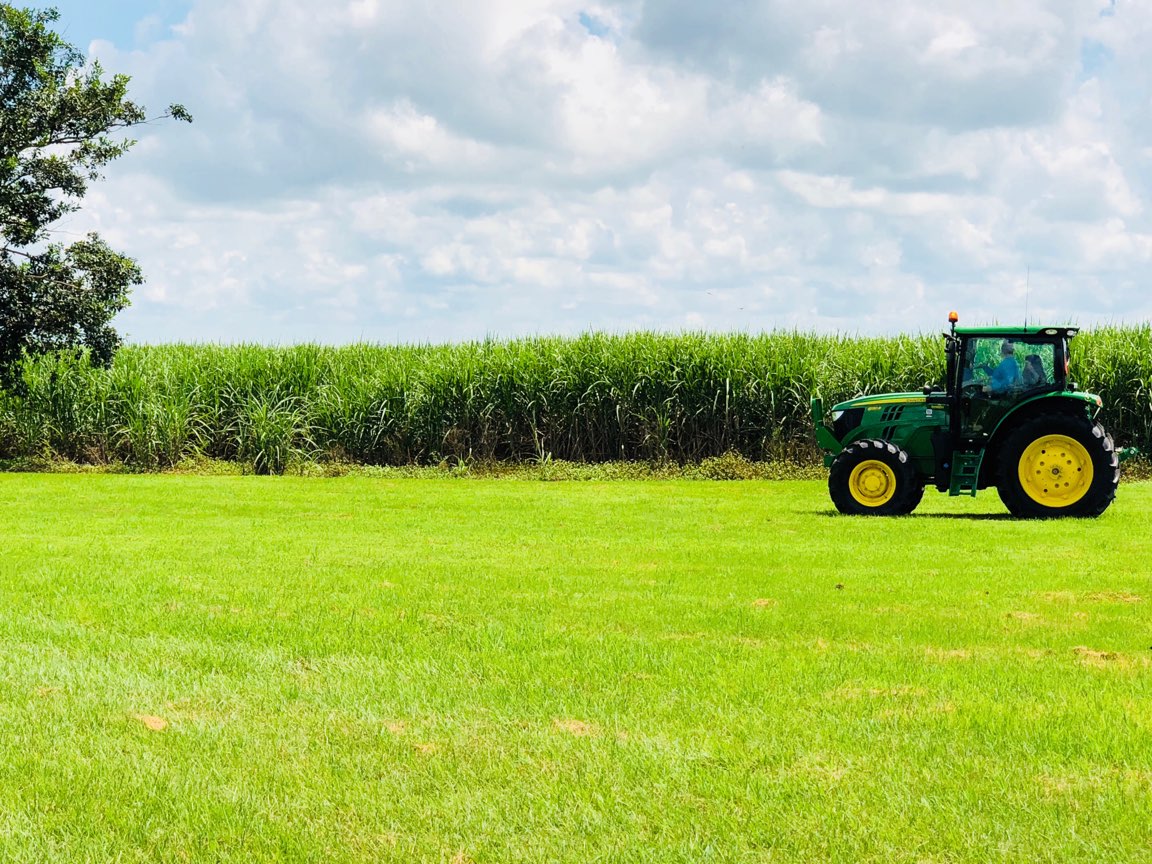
995,413 -> 1118,518
829,439 -> 921,516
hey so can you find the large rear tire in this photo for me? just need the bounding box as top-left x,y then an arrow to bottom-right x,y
995,413 -> 1118,518
829,439 -> 922,516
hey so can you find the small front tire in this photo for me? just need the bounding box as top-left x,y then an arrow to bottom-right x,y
829,439 -> 921,516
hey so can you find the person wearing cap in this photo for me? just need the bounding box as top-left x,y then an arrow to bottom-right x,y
987,340 -> 1021,396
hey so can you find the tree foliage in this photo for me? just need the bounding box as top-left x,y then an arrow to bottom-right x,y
0,4 -> 190,378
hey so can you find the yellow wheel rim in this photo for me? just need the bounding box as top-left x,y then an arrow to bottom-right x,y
1018,434 -> 1094,507
849,459 -> 897,507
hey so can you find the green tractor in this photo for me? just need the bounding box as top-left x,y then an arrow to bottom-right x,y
811,313 -> 1127,518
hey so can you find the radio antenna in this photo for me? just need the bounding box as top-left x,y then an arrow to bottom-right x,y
1024,267 -> 1030,327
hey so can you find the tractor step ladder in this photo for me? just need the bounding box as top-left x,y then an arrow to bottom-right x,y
949,450 -> 982,497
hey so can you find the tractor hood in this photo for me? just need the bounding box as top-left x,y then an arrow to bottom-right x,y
829,392 -> 926,412
813,391 -> 938,461
830,389 -> 1103,414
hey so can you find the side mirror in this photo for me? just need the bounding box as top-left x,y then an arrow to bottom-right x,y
923,384 -> 932,396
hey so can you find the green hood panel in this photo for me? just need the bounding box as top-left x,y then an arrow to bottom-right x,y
833,389 -> 1101,416
831,392 -> 926,412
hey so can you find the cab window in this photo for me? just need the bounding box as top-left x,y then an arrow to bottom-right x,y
962,338 -> 1055,397
1019,343 -> 1055,390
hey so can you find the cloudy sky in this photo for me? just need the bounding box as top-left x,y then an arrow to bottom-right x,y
32,0 -> 1152,344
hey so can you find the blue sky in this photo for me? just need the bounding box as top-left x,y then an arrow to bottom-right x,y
32,0 -> 191,49
23,0 -> 1152,344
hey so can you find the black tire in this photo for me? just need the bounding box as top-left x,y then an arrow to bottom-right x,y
995,413 -> 1118,518
829,439 -> 921,516
906,482 -> 926,513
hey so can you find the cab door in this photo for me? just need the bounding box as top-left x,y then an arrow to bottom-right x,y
958,337 -> 1058,441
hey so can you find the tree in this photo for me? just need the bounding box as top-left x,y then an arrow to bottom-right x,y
0,4 -> 190,379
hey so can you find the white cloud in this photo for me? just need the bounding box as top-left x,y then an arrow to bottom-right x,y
60,0 -> 1152,343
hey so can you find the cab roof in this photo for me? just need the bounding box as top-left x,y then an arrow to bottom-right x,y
954,325 -> 1079,338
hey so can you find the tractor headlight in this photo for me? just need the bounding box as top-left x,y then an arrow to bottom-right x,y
831,410 -> 844,421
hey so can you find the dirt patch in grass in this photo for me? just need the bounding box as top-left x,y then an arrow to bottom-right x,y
751,598 -> 778,608
833,685 -> 928,700
1070,646 -> 1151,670
1038,590 -> 1142,604
553,719 -> 599,737
1086,592 -> 1143,604
792,752 -> 849,784
924,647 -> 972,662
810,638 -> 875,654
1005,611 -> 1041,622
659,631 -> 709,642
733,636 -> 768,648
134,714 -> 169,732
1073,646 -> 1121,668
1036,772 -> 1103,798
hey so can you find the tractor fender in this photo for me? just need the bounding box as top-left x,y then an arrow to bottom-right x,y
981,392 -> 1103,484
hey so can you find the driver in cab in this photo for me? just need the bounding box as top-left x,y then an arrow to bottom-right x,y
984,340 -> 1021,397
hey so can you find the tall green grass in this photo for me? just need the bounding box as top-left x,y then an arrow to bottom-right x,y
0,328 -> 1148,472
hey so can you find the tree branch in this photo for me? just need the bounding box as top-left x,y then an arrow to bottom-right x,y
0,245 -> 35,261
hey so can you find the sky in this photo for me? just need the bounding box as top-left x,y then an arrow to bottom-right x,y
26,0 -> 1152,344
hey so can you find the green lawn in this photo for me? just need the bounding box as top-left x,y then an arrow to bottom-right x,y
1,475 -> 1150,863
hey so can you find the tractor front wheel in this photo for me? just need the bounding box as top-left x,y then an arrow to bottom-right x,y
995,413 -> 1118,518
829,439 -> 922,516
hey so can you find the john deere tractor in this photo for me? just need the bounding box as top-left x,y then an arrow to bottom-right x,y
811,313 -> 1125,518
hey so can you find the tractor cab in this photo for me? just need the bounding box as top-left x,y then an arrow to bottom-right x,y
946,325 -> 1077,447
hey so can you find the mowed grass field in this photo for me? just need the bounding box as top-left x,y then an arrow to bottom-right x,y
1,475 -> 1150,863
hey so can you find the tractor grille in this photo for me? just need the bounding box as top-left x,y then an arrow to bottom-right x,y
832,407 -> 865,440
